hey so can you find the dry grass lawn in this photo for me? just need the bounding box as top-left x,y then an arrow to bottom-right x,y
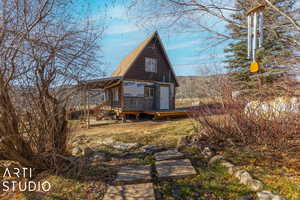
221,146 -> 300,200
72,118 -> 197,148
1,116 -> 299,200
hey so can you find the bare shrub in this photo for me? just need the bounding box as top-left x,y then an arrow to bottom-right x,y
192,75 -> 300,152
0,0 -> 103,171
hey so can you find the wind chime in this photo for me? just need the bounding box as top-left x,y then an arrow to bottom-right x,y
246,5 -> 265,73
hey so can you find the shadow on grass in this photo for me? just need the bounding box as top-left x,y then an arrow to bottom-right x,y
21,150 -> 122,200
152,146 -> 255,200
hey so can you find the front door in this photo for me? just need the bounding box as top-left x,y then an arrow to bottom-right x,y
160,86 -> 169,109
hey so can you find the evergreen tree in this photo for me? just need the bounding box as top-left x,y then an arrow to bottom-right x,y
224,0 -> 295,86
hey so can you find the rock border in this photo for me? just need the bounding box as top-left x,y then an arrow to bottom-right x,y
208,155 -> 286,200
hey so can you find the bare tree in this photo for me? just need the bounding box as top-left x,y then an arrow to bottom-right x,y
128,0 -> 232,46
0,0 -> 103,171
128,0 -> 300,52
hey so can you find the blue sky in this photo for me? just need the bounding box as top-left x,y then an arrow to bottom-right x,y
77,0 -> 229,77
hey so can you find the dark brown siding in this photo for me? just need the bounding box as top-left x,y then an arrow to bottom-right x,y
124,38 -> 176,84
123,97 -> 154,111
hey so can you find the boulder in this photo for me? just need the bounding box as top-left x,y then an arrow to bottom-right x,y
248,179 -> 263,191
90,152 -> 106,162
176,131 -> 210,151
100,137 -> 139,151
191,130 -> 210,144
73,135 -> 88,145
258,191 -> 271,199
239,171 -> 253,185
201,146 -> 214,158
219,160 -> 236,174
112,142 -> 139,151
208,155 -> 224,165
272,196 -> 286,200
72,140 -> 79,147
234,169 -> 247,180
233,169 -> 263,191
100,137 -> 115,146
176,135 -> 190,151
72,146 -> 82,156
220,160 -> 234,168
228,166 -> 237,175
236,195 -> 253,200
257,191 -> 286,200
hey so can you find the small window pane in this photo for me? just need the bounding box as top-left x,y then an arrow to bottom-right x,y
145,57 -> 157,72
150,88 -> 154,97
144,87 -> 154,97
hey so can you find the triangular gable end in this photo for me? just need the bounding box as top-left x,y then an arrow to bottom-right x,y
154,32 -> 179,86
111,32 -> 156,77
111,31 -> 179,86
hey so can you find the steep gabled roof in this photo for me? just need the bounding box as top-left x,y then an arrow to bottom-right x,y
112,32 -> 156,77
111,31 -> 178,86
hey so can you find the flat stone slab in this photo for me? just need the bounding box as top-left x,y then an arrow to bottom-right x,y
154,150 -> 184,161
156,159 -> 197,179
100,137 -> 139,151
141,144 -> 165,154
114,165 -> 152,185
103,183 -> 155,200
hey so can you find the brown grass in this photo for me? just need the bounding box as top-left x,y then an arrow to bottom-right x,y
220,145 -> 300,199
71,118 -> 196,148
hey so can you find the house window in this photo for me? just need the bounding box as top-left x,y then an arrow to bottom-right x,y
144,86 -> 154,98
145,57 -> 157,73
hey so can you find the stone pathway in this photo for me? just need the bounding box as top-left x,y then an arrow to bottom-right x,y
141,145 -> 165,154
103,183 -> 156,200
103,149 -> 197,199
156,159 -> 197,179
114,165 -> 152,185
100,137 -> 139,151
154,150 -> 184,161
154,150 -> 196,179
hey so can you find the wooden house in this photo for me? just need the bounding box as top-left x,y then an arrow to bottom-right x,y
83,32 -> 179,118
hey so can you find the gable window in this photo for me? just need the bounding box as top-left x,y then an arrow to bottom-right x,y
145,57 -> 157,73
144,86 -> 154,98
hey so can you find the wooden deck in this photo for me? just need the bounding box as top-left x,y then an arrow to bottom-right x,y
79,109 -> 191,128
116,109 -> 191,119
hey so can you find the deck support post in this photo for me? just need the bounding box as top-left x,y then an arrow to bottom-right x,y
122,114 -> 127,123
135,113 -> 140,120
86,88 -> 90,129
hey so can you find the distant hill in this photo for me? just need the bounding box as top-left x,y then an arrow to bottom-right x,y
176,75 -> 225,99
175,69 -> 300,99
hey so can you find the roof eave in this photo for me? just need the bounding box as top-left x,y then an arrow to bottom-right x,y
79,76 -> 123,89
